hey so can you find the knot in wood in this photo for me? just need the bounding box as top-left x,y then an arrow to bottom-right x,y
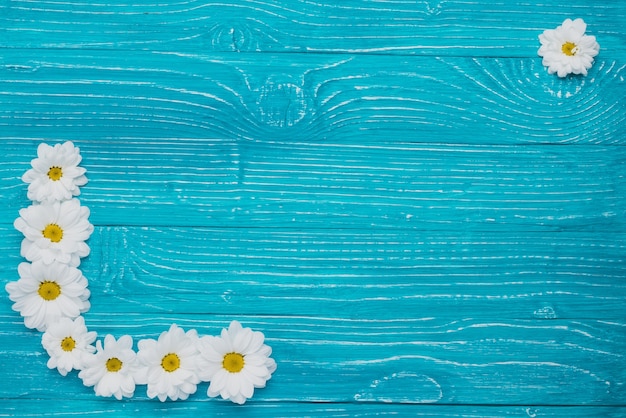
256,79 -> 307,128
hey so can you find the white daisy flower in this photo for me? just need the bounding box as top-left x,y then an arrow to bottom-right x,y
5,261 -> 91,331
78,334 -> 139,400
41,316 -> 97,376
14,198 -> 93,267
538,18 -> 600,78
22,141 -> 88,204
135,324 -> 202,402
197,320 -> 276,405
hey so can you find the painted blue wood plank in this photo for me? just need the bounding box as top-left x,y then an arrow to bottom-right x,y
0,314 -> 624,405
2,225 -> 624,320
1,52 -> 624,146
0,141 -> 624,231
1,0 -> 624,57
45,227 -> 626,319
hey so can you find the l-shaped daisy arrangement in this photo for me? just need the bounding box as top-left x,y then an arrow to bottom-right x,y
6,141 -> 277,404
5,19 -> 598,405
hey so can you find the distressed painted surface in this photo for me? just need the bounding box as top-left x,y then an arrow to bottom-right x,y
0,1 -> 625,416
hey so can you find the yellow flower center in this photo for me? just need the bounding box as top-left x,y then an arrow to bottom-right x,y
60,337 -> 76,352
161,353 -> 180,372
47,166 -> 63,181
106,357 -> 123,372
42,224 -> 63,243
222,352 -> 245,373
561,41 -> 578,56
38,281 -> 61,301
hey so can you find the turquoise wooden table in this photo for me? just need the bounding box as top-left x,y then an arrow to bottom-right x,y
1,1 -> 625,416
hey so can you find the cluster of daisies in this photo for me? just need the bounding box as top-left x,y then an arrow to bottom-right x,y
5,141 -> 276,404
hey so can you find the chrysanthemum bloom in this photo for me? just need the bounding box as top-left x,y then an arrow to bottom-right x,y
41,316 -> 97,376
197,320 -> 276,404
14,198 -> 93,267
22,141 -> 88,204
135,324 -> 202,402
79,335 -> 139,400
5,261 -> 91,331
538,18 -> 600,77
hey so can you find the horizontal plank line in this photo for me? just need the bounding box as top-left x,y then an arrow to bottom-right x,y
1,400 -> 626,416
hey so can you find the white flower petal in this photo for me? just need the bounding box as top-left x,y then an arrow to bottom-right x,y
570,18 -> 587,34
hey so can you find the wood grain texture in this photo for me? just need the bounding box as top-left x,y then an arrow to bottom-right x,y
2,314 -> 625,405
4,228 -> 626,321
1,51 -> 625,145
1,1 -> 625,57
1,1 -> 625,416
1,140 -> 625,230
3,225 -> 625,320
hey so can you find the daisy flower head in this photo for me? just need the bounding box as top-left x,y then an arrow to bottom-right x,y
538,18 -> 600,78
41,316 -> 97,376
14,198 -> 93,267
78,334 -> 139,400
135,324 -> 202,402
5,261 -> 91,331
22,141 -> 88,204
197,320 -> 276,405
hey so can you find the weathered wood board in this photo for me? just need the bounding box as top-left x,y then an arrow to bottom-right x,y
1,1 -> 625,416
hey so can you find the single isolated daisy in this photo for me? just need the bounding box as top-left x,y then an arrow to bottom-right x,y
22,141 -> 88,204
5,260 -> 91,331
14,198 -> 93,267
538,18 -> 600,77
135,324 -> 202,402
197,320 -> 276,405
41,316 -> 97,376
78,334 -> 139,400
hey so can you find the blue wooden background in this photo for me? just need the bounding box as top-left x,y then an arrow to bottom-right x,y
1,1 -> 625,416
